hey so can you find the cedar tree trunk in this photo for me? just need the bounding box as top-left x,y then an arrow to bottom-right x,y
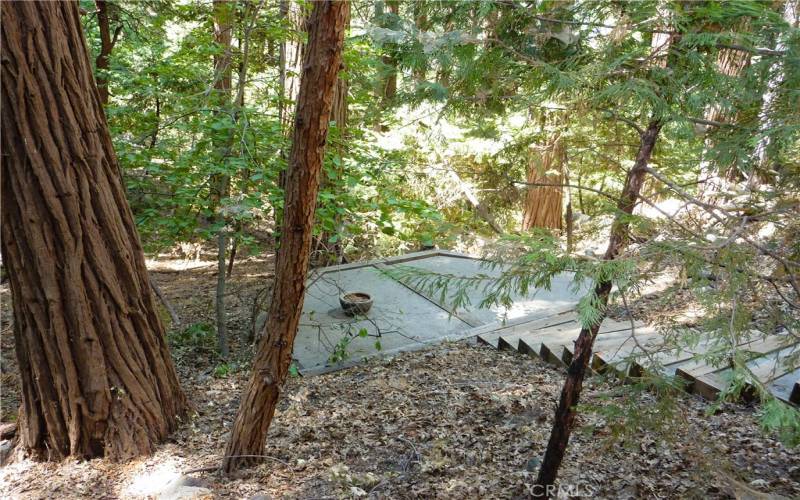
221,0 -> 347,473
534,120 -> 662,495
521,135 -> 565,231
0,1 -> 187,461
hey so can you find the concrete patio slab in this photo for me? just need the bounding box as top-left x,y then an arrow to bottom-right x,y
292,250 -> 586,375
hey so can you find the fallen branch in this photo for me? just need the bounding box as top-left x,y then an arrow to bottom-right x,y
149,275 -> 181,327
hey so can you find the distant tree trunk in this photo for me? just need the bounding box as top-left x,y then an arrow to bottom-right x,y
522,134 -> 565,231
374,0 -> 399,130
280,0 -> 307,134
698,23 -> 752,198
225,0 -> 261,271
94,0 -> 121,105
381,0 -> 399,102
534,120 -> 662,494
222,0 -> 347,474
318,12 -> 351,265
276,0 -> 308,234
1,1 -> 187,461
376,0 -> 400,102
564,161 -> 574,252
212,0 -> 235,358
412,1 -> 429,82
751,0 -> 798,178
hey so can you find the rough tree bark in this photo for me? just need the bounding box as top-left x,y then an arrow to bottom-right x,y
1,1 -> 187,461
521,134 -> 565,231
94,0 -> 122,105
221,0 -> 347,474
533,120 -> 662,495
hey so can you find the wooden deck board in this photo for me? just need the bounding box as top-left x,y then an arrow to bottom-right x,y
476,309 -> 578,348
509,318 -> 643,360
674,334 -> 795,386
475,312 -> 799,407
591,330 -> 664,373
689,344 -> 800,400
768,368 -> 800,404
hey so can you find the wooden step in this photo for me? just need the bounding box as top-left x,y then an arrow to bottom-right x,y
518,322 -> 651,369
509,318 -> 642,357
476,309 -> 577,348
635,331 -> 710,373
674,334 -> 794,386
590,328 -> 664,373
692,344 -> 800,400
767,368 -> 800,404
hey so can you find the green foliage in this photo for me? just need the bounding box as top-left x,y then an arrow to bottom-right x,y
168,322 -> 216,356
760,399 -> 800,447
213,363 -> 233,378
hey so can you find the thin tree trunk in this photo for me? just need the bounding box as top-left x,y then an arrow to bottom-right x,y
373,0 -> 399,130
275,0 -> 307,238
564,160 -> 574,253
216,229 -> 230,357
382,0 -> 399,102
94,0 -> 121,105
534,120 -> 662,495
150,276 -> 181,327
277,0 -> 290,130
225,0 -> 261,279
222,0 -> 347,473
1,1 -> 187,461
212,0 -> 235,358
413,1 -> 428,82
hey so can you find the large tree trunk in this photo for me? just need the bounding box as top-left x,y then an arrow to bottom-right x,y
521,134 -> 565,231
534,120 -> 662,495
0,1 -> 187,461
221,0 -> 347,474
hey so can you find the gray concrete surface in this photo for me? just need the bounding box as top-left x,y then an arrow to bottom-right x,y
293,251 -> 586,375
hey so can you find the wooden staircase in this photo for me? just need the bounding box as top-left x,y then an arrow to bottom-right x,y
476,311 -> 800,405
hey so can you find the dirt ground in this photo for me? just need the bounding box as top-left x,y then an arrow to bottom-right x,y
1,257 -> 799,499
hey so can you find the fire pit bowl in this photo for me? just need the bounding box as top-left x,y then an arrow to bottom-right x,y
339,291 -> 374,316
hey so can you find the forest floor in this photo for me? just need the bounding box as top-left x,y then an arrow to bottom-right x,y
1,256 -> 799,499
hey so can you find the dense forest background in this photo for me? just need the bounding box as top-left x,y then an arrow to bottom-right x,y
80,0 -> 799,400
1,0 -> 799,497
